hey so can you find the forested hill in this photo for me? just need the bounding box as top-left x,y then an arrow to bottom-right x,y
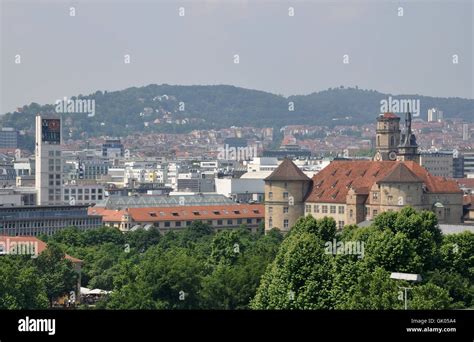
1,84 -> 473,139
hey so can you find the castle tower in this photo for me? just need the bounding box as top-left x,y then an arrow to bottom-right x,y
397,109 -> 420,163
374,113 -> 401,161
264,159 -> 311,233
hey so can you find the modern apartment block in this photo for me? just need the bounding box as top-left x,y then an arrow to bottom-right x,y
419,151 -> 454,178
0,205 -> 102,236
0,127 -> 18,148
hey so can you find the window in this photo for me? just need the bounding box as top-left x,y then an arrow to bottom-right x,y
164,222 -> 170,227
338,221 -> 345,229
269,207 -> 273,214
338,206 -> 345,214
227,219 -> 233,225
330,206 -> 336,214
268,192 -> 273,199
175,221 -> 181,227
373,192 -> 379,200
217,220 -> 223,225
322,205 -> 328,214
305,205 -> 311,213
350,209 -> 353,218
283,192 -> 289,199
283,219 -> 289,229
373,209 -> 378,217
284,207 -> 289,214
269,218 -> 273,228
246,219 -> 252,224
314,205 -> 320,213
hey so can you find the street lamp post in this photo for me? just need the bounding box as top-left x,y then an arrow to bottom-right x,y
390,272 -> 422,310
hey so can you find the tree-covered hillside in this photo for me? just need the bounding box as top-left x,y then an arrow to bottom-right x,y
1,84 -> 473,140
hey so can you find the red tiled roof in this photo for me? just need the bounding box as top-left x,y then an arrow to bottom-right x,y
93,204 -> 264,223
306,160 -> 461,203
379,163 -> 422,183
381,112 -> 400,119
88,207 -> 126,222
0,236 -> 82,263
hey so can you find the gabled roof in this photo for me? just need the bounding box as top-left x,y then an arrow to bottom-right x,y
378,163 -> 422,183
305,160 -> 462,204
264,158 -> 310,182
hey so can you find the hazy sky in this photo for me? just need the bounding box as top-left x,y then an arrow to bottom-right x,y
1,0 -> 472,114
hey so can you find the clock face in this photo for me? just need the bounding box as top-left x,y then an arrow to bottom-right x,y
41,119 -> 61,144
388,151 -> 397,161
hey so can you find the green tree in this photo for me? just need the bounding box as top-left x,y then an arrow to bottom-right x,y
34,244 -> 78,307
410,283 -> 452,309
251,231 -> 334,309
0,256 -> 48,309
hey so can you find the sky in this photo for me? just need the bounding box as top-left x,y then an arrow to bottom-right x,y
0,0 -> 473,114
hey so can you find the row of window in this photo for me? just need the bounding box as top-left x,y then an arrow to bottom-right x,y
267,191 -> 290,200
64,188 -> 103,194
306,204 -> 345,215
64,195 -> 103,201
268,206 -> 289,214
120,218 -> 262,229
268,217 -> 289,229
2,219 -> 101,229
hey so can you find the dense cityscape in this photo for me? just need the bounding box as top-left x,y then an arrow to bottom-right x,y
0,0 -> 473,340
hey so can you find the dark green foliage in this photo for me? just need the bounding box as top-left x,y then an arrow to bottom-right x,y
3,86 -> 473,143
253,209 -> 474,310
3,208 -> 473,310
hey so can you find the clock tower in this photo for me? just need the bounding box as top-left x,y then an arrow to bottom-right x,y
374,112 -> 401,161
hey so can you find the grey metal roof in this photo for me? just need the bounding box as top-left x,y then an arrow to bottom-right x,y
439,224 -> 474,234
95,194 -> 235,209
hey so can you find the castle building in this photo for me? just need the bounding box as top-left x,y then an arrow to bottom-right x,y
304,160 -> 463,226
264,112 -> 464,232
264,159 -> 311,233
